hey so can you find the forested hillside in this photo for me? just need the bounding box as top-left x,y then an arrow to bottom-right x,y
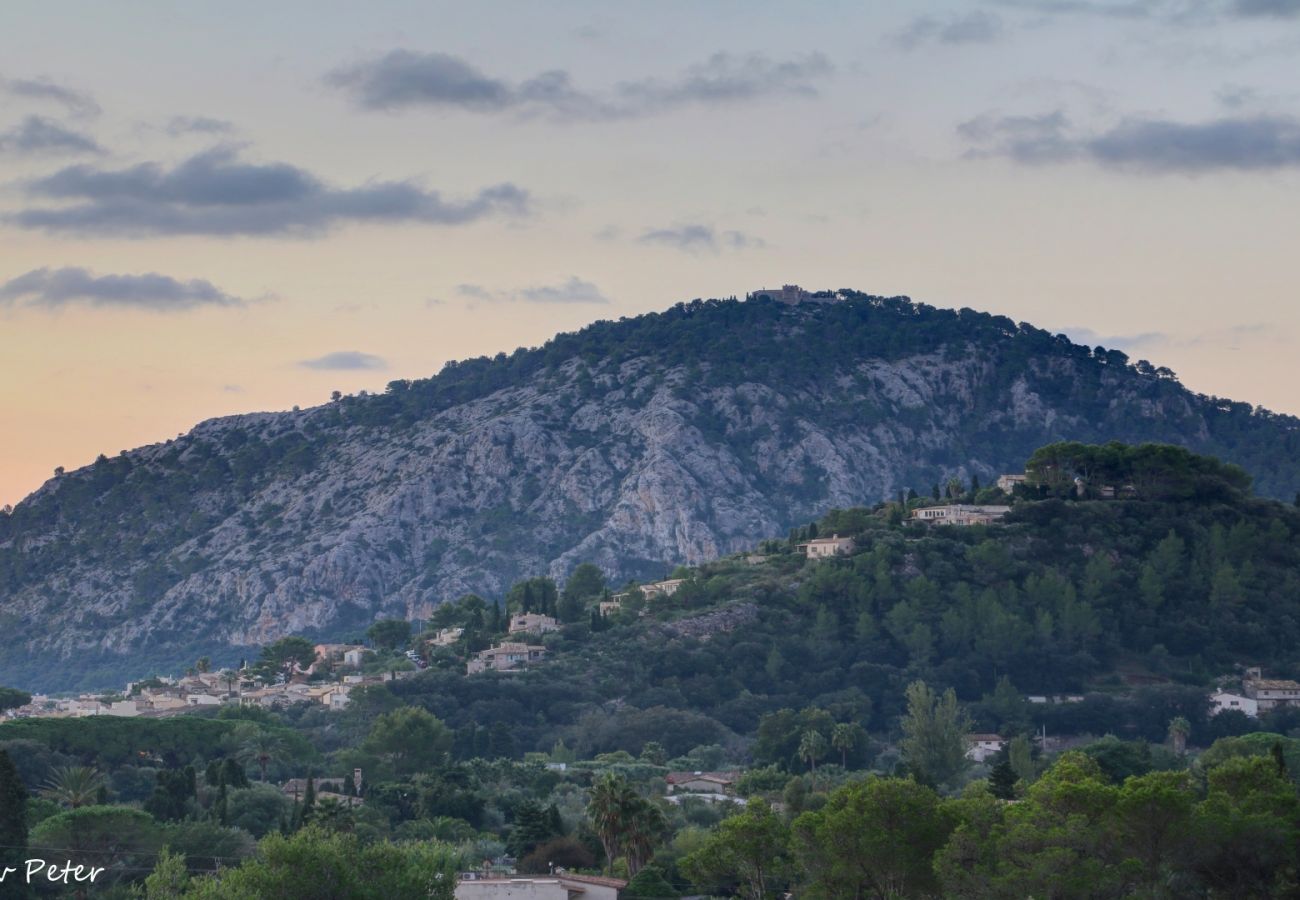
3,292 -> 1300,690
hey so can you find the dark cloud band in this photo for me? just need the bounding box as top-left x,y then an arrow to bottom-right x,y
0,267 -> 248,312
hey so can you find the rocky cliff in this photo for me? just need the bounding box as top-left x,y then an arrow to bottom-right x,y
3,292 -> 1298,689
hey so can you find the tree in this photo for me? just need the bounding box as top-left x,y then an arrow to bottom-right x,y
367,619 -> 412,651
793,778 -> 953,899
898,681 -> 973,790
586,774 -> 667,876
256,636 -> 317,680
239,731 -> 285,783
680,799 -> 792,900
31,806 -> 160,889
218,669 -> 239,695
142,846 -> 190,899
0,750 -> 27,878
196,656 -> 212,674
40,765 -> 107,809
1168,716 -> 1191,756
798,730 -> 827,776
623,865 -> 678,900
989,757 -> 1018,800
0,687 -> 32,712
830,722 -> 863,769
561,563 -> 606,623
361,707 -> 452,777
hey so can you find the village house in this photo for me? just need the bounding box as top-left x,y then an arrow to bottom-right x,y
641,578 -> 686,600
1210,690 -> 1258,718
343,648 -> 367,667
508,613 -> 559,636
597,599 -> 623,616
665,771 -> 740,795
798,534 -> 855,559
456,873 -> 625,900
429,627 -> 464,647
1243,668 -> 1300,711
467,642 -> 547,675
911,505 -> 1011,526
965,734 -> 1007,763
996,474 -> 1027,492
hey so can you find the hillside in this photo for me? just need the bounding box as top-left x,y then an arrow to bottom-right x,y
3,292 -> 1300,690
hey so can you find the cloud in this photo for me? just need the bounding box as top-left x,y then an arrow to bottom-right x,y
1064,323 -> 1280,351
637,224 -> 765,253
0,115 -> 102,155
962,111 -> 1300,171
298,351 -> 387,371
455,276 -> 611,305
326,50 -> 832,120
1232,0 -> 1300,16
0,266 -> 249,312
164,116 -> 235,136
1061,327 -> 1170,350
896,12 -> 1004,49
9,145 -> 530,237
2,76 -> 100,117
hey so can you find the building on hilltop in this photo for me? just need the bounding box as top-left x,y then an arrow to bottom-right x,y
798,534 -> 855,559
912,504 -> 1011,526
750,284 -> 810,305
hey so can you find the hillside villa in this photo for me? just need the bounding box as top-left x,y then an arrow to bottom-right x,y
467,642 -> 548,674
1210,691 -> 1259,718
798,534 -> 855,559
1242,668 -> 1300,711
641,578 -> 686,600
965,734 -> 1007,762
912,505 -> 1011,526
508,613 -> 559,636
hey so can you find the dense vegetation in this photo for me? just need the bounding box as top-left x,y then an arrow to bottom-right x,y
5,444 -> 1300,895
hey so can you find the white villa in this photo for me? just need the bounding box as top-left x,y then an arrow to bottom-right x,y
467,642 -> 548,674
912,505 -> 1011,526
508,613 -> 559,636
798,534 -> 855,559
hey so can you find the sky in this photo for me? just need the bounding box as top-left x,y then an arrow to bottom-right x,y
2,0 -> 1299,507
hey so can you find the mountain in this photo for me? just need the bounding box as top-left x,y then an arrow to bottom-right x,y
3,291 -> 1299,691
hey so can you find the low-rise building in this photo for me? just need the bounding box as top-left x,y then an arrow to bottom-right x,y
966,734 -> 1007,763
508,613 -> 559,636
429,628 -> 464,647
1243,669 -> 1300,711
996,474 -> 1027,492
1210,691 -> 1258,718
912,505 -> 1011,526
641,579 -> 686,600
797,534 -> 855,559
456,874 -> 625,900
343,648 -> 367,667
467,642 -> 548,675
597,599 -> 622,616
666,771 -> 739,795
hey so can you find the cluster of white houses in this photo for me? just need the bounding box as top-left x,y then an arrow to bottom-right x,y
3,643 -> 426,721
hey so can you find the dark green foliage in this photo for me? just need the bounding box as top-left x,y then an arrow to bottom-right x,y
366,619 -> 412,651
989,757 -> 1017,799
0,750 -> 27,877
0,686 -> 30,711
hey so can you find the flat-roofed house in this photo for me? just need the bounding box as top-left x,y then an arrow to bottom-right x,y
456,873 -> 625,900
965,734 -> 1007,762
508,613 -> 559,636
912,505 -> 1011,526
798,534 -> 855,559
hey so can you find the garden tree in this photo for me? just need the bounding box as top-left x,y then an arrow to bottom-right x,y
958,752 -> 1122,898
0,686 -> 31,711
562,563 -> 606,612
367,619 -> 412,651
623,865 -> 679,900
587,773 -> 669,876
1111,770 -> 1197,896
1192,755 -> 1300,897
830,722 -> 866,769
508,800 -> 562,858
142,846 -> 190,899
40,764 -> 107,809
218,669 -> 239,695
195,656 -> 211,673
160,820 -> 256,874
792,777 -> 954,899
639,741 -> 667,766
0,749 -> 27,879
31,806 -> 161,889
144,766 -> 197,821
518,836 -> 596,875
506,577 -> 560,618
361,707 -> 453,777
988,757 -> 1018,800
182,827 -> 463,900
798,729 -> 827,776
898,681 -> 972,790
256,636 -> 317,680
753,707 -> 834,771
1168,715 -> 1191,756
226,785 -> 293,838
239,731 -> 285,782
680,799 -> 792,900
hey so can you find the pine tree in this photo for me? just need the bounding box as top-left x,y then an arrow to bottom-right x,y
989,757 -> 1017,800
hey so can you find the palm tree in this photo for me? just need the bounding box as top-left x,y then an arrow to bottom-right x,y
623,798 -> 669,877
41,766 -> 106,809
195,656 -> 211,674
588,773 -> 632,873
219,669 -> 239,696
831,723 -> 857,769
239,731 -> 284,782
799,729 -> 827,777
1168,716 -> 1191,756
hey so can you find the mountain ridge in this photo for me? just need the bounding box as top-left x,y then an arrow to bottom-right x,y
3,291 -> 1299,691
